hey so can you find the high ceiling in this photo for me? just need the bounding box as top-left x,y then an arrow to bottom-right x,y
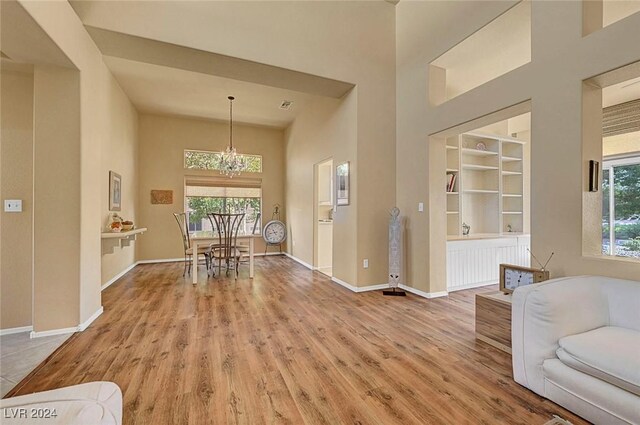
69,1 -> 639,127
69,1 -> 354,129
104,56 -> 319,128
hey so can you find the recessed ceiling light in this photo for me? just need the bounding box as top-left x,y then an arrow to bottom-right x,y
279,100 -> 294,110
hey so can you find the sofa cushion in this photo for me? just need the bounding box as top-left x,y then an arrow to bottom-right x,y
557,326 -> 640,396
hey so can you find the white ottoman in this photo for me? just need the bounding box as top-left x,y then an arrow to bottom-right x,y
1,382 -> 122,425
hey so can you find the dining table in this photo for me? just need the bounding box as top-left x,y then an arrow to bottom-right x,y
189,231 -> 261,285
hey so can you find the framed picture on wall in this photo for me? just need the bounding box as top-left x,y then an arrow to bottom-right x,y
109,171 -> 122,211
336,161 -> 350,206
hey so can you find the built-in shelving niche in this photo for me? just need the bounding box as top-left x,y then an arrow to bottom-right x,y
446,132 -> 526,238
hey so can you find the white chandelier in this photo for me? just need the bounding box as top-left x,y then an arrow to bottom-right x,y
218,96 -> 245,178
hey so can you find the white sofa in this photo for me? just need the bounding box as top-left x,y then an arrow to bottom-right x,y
0,382 -> 122,425
512,276 -> 640,425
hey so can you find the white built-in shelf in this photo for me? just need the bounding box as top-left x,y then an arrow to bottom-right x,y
461,148 -> 498,157
463,164 -> 499,171
101,227 -> 147,255
318,201 -> 333,206
464,131 -> 526,144
501,138 -> 526,145
101,228 -> 147,239
447,132 -> 527,238
464,189 -> 499,194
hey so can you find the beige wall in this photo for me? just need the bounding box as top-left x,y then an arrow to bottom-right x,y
3,0 -> 139,331
72,0 -> 397,287
285,93 -> 358,285
32,65 -> 82,331
431,1 -> 531,101
101,78 -> 139,286
137,113 -> 285,261
397,1 -> 640,293
0,66 -> 34,329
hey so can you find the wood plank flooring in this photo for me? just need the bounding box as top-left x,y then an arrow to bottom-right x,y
6,257 -> 589,424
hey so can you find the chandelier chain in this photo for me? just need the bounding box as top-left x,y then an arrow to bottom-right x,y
219,95 -> 244,178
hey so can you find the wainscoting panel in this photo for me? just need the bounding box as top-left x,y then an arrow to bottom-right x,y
446,235 -> 530,291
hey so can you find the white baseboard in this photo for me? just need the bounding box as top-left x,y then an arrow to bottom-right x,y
30,327 -> 76,339
330,276 -> 358,291
102,263 -> 137,290
399,284 -> 448,299
137,252 -> 284,265
283,253 -> 315,270
357,283 -> 390,292
447,281 -> 496,292
0,325 -> 33,336
330,277 -> 389,293
137,258 -> 185,264
78,307 -> 103,331
30,306 -> 104,338
259,252 -> 284,257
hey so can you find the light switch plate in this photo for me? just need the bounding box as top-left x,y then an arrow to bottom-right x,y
363,259 -> 369,268
418,202 -> 424,212
4,199 -> 22,212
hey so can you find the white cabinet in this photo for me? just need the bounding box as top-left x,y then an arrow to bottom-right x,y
446,235 -> 530,291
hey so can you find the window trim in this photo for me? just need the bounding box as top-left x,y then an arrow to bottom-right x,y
602,154 -> 640,256
183,177 -> 263,233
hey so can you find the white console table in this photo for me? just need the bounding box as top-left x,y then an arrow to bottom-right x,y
101,228 -> 147,255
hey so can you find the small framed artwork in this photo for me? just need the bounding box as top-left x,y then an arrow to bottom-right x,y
150,190 -> 173,205
109,171 -> 122,211
499,264 -> 550,294
336,161 -> 350,206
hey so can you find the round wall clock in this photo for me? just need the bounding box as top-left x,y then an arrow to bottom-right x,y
263,220 -> 287,245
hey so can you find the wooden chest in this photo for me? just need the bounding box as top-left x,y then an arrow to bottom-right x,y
475,291 -> 512,354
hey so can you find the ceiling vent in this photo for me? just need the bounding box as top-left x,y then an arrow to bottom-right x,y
279,100 -> 294,110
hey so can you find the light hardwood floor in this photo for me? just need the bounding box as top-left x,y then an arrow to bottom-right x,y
5,257 -> 588,424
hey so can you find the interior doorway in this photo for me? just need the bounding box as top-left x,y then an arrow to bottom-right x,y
314,159 -> 333,277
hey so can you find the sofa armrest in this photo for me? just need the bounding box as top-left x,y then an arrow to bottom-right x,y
1,382 -> 122,425
511,276 -> 609,395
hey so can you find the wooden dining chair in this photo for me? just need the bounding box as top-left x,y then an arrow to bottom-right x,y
173,212 -> 211,277
207,212 -> 245,279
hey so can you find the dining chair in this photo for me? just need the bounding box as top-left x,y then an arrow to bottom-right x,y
207,212 -> 245,279
173,212 -> 211,277
236,212 -> 261,256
